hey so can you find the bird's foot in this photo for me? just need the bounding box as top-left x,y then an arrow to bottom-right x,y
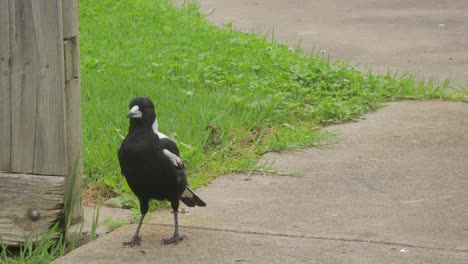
123,234 -> 142,247
161,234 -> 186,245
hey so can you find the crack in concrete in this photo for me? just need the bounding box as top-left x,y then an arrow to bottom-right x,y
154,223 -> 468,254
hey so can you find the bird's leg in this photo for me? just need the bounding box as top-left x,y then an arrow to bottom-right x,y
123,213 -> 145,246
123,198 -> 148,247
162,206 -> 186,245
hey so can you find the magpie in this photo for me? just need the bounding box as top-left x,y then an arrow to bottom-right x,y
118,97 -> 206,247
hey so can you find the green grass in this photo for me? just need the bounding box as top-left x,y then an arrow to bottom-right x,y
79,0 -> 464,204
1,225 -> 67,264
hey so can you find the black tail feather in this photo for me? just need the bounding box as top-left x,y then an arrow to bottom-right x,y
180,186 -> 206,207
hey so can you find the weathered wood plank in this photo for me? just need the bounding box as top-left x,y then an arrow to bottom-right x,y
62,0 -> 79,39
9,0 -> 38,173
0,0 -> 11,172
0,172 -> 64,246
9,0 -> 67,176
63,0 -> 83,222
31,0 -> 67,176
64,78 -> 83,222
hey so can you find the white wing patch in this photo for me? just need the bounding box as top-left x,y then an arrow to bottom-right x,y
152,119 -> 159,134
162,149 -> 183,167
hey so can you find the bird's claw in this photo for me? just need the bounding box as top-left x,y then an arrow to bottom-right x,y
161,234 -> 186,245
123,234 -> 142,247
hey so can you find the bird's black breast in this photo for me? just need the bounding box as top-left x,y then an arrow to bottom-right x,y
118,128 -> 182,201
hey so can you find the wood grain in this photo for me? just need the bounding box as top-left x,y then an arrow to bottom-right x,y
62,0 -> 79,39
0,172 -> 64,245
63,0 -> 83,222
9,0 -> 67,175
64,78 -> 83,223
31,0 -> 67,176
0,0 -> 11,172
9,0 -> 38,173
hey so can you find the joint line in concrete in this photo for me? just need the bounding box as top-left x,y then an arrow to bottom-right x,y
154,223 -> 468,254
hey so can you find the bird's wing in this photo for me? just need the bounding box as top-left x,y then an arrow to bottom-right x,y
151,125 -> 205,207
117,146 -> 126,175
162,149 -> 184,168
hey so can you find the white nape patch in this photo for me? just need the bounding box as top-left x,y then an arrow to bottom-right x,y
127,105 -> 142,118
152,119 -> 159,133
163,149 -> 183,167
156,131 -> 168,139
152,119 -> 169,139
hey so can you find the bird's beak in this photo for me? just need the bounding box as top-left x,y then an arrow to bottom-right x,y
127,105 -> 142,118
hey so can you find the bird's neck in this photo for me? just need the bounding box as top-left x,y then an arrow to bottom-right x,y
129,118 -> 154,133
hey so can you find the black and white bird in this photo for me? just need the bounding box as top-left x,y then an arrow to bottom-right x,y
118,97 -> 206,246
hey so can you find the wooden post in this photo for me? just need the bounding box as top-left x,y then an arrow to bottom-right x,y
0,0 -> 83,245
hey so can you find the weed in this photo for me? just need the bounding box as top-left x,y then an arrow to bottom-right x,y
89,203 -> 101,241
103,217 -> 129,232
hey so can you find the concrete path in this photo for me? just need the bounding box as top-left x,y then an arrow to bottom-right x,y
55,1 -> 468,263
55,101 -> 467,264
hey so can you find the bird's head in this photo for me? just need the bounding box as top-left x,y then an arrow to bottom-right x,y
127,97 -> 156,127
